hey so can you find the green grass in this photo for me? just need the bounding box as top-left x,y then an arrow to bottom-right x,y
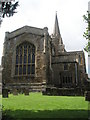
2,93 -> 89,119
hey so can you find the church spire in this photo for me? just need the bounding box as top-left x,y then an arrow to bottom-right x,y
53,12 -> 60,37
52,12 -> 65,53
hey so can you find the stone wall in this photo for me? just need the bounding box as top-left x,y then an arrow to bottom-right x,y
2,25 -> 87,95
0,66 -> 2,94
2,26 -> 51,91
50,51 -> 87,88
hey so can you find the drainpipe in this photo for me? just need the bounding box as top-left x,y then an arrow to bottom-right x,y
75,62 -> 78,86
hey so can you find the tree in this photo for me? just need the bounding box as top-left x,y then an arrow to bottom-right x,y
83,2 -> 90,52
0,1 -> 19,25
83,10 -> 90,52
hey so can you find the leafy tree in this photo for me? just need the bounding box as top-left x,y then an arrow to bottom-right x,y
83,11 -> 90,52
0,1 -> 19,25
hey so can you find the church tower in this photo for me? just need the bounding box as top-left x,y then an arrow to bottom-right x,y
51,12 -> 65,55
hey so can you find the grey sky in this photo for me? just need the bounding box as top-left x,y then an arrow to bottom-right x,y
0,0 -> 89,72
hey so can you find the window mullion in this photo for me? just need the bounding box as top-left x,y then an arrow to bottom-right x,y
18,47 -> 20,76
26,45 -> 28,75
31,46 -> 32,75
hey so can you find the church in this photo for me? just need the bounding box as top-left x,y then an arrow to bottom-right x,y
2,13 -> 88,96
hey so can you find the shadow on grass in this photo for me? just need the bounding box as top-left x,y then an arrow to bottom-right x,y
2,109 -> 89,120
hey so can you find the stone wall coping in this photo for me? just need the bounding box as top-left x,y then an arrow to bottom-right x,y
52,51 -> 84,63
52,51 -> 83,58
5,25 -> 48,40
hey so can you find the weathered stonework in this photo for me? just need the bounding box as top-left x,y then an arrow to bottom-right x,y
2,13 -> 88,95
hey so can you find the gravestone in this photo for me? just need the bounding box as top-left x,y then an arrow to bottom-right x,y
13,89 -> 18,95
2,88 -> 8,98
24,89 -> 29,95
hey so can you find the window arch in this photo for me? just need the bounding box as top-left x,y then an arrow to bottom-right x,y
15,42 -> 35,76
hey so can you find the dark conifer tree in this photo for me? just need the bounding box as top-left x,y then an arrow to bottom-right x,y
0,1 -> 19,25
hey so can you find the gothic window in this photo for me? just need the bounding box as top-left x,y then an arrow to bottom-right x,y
15,42 -> 35,76
62,75 -> 72,84
64,63 -> 68,70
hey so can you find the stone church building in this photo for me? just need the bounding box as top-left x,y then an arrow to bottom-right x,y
2,13 -> 88,95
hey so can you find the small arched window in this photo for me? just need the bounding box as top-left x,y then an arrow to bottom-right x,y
64,63 -> 68,71
15,42 -> 35,76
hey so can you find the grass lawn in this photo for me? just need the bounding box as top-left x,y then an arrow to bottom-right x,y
2,92 -> 89,119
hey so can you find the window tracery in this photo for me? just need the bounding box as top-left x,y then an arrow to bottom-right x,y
15,42 -> 35,76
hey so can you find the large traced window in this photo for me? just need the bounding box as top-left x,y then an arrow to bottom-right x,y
15,42 -> 35,76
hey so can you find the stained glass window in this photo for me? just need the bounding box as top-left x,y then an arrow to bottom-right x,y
15,42 -> 35,76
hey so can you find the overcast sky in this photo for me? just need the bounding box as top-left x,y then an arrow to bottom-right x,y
0,0 -> 89,73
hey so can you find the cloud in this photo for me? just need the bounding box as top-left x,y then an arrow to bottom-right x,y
0,0 -> 89,65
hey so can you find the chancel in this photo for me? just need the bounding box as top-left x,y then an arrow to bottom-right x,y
2,13 -> 89,96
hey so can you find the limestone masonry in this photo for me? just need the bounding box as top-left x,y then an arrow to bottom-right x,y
2,13 -> 89,95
